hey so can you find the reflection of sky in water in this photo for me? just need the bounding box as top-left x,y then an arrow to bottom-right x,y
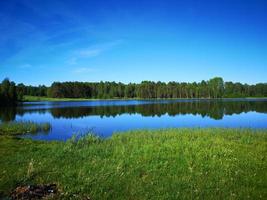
20,98 -> 267,109
16,111 -> 267,141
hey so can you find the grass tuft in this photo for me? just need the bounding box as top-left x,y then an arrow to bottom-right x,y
0,121 -> 51,135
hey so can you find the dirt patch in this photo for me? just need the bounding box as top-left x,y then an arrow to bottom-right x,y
10,184 -> 57,199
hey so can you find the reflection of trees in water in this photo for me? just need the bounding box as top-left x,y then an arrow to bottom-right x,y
0,107 -> 47,122
1,101 -> 267,122
0,107 -> 17,122
50,101 -> 267,120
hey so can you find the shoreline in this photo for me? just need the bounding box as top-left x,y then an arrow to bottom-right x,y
22,95 -> 267,102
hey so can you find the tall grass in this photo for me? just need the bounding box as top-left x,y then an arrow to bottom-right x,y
0,121 -> 51,135
0,128 -> 266,199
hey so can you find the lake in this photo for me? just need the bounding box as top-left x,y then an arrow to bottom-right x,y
1,99 -> 267,140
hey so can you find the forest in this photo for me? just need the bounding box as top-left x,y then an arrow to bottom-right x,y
1,77 -> 267,105
0,79 -> 18,105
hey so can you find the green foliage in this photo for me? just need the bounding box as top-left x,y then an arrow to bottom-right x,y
47,77 -> 267,99
0,78 -> 48,105
224,82 -> 267,98
208,77 -> 224,98
0,78 -> 18,106
17,83 -> 48,97
0,128 -> 266,199
1,78 -> 267,104
0,121 -> 51,135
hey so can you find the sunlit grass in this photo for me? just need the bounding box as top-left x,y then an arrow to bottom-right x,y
0,128 -> 266,199
0,121 -> 51,135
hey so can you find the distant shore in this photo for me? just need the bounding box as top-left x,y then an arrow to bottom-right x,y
22,95 -> 267,102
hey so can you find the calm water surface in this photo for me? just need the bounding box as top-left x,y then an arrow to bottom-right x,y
1,99 -> 267,140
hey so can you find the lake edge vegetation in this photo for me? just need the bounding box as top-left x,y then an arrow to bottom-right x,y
0,128 -> 266,199
1,77 -> 267,105
0,121 -> 51,135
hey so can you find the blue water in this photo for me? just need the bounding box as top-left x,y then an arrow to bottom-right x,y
1,99 -> 266,140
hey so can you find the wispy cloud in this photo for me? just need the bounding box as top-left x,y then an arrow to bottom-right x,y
67,40 -> 124,65
18,63 -> 32,69
72,67 -> 95,74
78,40 -> 123,58
79,49 -> 102,57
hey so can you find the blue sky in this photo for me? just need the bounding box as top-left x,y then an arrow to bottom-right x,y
0,0 -> 266,86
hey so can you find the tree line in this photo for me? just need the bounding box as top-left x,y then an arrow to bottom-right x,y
1,77 -> 267,106
47,77 -> 267,99
0,79 -> 18,106
0,79 -> 47,106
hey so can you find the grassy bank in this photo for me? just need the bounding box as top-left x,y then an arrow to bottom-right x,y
0,128 -> 266,199
0,121 -> 51,135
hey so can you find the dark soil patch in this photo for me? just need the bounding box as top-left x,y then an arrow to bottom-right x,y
10,184 -> 57,199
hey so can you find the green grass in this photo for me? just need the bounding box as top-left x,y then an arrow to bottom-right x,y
0,128 -> 266,199
0,121 -> 51,135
